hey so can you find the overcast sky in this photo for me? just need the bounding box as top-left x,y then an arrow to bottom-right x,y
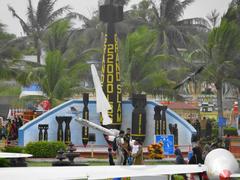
0,0 -> 232,37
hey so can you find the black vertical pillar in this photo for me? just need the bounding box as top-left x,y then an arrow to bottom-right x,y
173,123 -> 178,145
160,106 -> 167,134
100,0 -> 123,130
56,116 -> 64,141
154,105 -> 161,135
169,123 -> 174,134
38,124 -> 43,141
82,93 -> 89,147
64,117 -> 72,144
131,94 -> 147,142
43,124 -> 48,141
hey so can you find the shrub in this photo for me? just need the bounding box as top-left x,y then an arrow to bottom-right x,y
0,158 -> 10,167
224,127 -> 238,136
173,175 -> 185,180
212,128 -> 218,138
25,141 -> 66,158
3,146 -> 25,153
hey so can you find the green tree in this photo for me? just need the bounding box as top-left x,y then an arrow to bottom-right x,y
121,26 -> 174,95
206,9 -> 220,28
203,19 -> 240,137
43,19 -> 73,54
128,0 -> 210,55
8,0 -> 71,64
224,1 -> 240,105
0,23 -> 22,79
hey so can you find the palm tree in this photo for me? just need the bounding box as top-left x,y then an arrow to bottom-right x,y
43,19 -> 73,54
127,0 -> 210,55
8,0 -> 71,64
0,22 -> 23,80
121,26 -> 174,95
17,51 -> 76,105
202,19 -> 240,137
16,19 -> 98,104
207,9 -> 220,28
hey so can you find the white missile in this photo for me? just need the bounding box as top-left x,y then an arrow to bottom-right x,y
91,64 -> 112,125
75,118 -> 119,137
0,152 -> 32,158
205,148 -> 240,179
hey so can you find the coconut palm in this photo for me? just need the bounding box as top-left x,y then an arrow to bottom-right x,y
203,19 -> 240,127
206,9 -> 220,28
0,22 -> 23,80
17,50 -> 76,105
8,0 -> 72,64
43,19 -> 73,54
121,26 -> 174,95
127,0 -> 210,55
16,19 -> 99,104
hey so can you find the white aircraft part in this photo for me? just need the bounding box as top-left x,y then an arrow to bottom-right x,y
205,148 -> 239,179
231,173 -> 240,178
75,118 -> 119,137
0,152 -> 32,158
101,111 -> 111,125
0,165 -> 206,180
91,64 -> 111,125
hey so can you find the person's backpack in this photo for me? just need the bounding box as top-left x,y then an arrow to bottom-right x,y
112,137 -> 118,151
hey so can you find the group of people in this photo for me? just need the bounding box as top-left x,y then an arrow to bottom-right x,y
0,116 -> 23,142
108,128 -> 144,166
174,146 -> 208,180
174,133 -> 233,180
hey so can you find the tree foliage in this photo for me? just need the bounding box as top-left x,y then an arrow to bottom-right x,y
8,0 -> 72,63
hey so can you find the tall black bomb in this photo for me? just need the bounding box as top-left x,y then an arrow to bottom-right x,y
99,0 -> 123,129
131,94 -> 147,142
82,93 -> 89,147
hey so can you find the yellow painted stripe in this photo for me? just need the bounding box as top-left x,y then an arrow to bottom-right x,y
131,134 -> 145,136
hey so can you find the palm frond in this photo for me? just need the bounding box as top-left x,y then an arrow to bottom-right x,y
181,0 -> 194,9
8,5 -> 30,34
37,0 -> 53,28
149,0 -> 161,23
47,5 -> 72,24
164,0 -> 183,22
27,0 -> 37,29
65,12 -> 90,24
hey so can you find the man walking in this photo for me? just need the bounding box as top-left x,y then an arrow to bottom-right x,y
115,130 -> 125,165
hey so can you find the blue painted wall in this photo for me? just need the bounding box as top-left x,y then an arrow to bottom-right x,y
18,99 -> 196,146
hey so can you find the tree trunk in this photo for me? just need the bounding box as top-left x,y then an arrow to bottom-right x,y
37,45 -> 41,64
215,81 -> 223,138
34,37 -> 41,64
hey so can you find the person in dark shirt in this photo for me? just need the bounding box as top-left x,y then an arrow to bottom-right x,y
123,128 -> 131,165
174,148 -> 187,180
175,148 -> 185,164
189,146 -> 205,180
108,148 -> 115,165
224,134 -> 230,150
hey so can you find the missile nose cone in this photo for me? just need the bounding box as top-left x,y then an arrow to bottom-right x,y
219,169 -> 231,180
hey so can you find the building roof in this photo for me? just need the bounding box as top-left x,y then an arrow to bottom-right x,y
168,102 -> 199,110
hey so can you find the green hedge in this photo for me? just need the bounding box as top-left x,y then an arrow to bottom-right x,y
212,128 -> 218,138
25,141 -> 66,158
0,158 -> 10,167
3,146 -> 25,153
224,127 -> 238,136
172,175 -> 185,180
